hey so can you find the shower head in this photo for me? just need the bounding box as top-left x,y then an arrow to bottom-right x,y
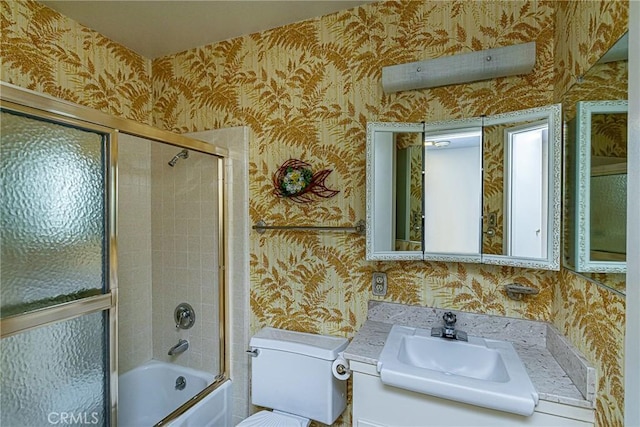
168,149 -> 189,167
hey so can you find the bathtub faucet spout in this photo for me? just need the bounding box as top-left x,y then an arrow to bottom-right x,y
168,339 -> 189,356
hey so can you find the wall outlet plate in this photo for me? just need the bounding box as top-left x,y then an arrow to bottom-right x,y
372,272 -> 387,296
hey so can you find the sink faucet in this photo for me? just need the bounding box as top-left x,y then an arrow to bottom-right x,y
168,339 -> 189,356
431,311 -> 468,341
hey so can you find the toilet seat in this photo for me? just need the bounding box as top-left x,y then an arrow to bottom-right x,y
236,410 -> 310,427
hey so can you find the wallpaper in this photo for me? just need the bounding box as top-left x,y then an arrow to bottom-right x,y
0,0 -> 152,124
553,0 -> 628,103
563,60 -> 628,123
0,1 -> 629,426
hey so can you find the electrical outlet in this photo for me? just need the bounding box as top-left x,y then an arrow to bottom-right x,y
372,272 -> 387,296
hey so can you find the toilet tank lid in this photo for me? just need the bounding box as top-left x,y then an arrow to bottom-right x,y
250,327 -> 349,360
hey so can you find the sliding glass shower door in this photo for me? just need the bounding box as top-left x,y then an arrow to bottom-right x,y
0,104 -> 116,426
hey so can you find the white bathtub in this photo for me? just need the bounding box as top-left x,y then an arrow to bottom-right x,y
118,360 -> 231,427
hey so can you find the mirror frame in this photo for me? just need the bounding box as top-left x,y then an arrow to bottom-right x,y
366,121 -> 424,261
574,100 -> 628,273
366,104 -> 561,270
481,104 -> 562,270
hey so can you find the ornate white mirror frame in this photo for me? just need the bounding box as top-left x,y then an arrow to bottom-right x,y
365,104 -> 562,271
365,121 -> 424,261
481,104 -> 562,270
574,100 -> 628,273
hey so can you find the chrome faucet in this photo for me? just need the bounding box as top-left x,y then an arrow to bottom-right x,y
431,311 -> 468,341
168,339 -> 189,356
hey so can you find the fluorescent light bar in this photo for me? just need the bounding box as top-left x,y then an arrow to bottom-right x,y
382,42 -> 536,93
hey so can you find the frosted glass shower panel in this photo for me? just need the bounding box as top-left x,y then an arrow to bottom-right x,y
0,311 -> 108,426
0,111 -> 107,317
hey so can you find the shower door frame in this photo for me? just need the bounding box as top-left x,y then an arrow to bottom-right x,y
0,82 -> 230,426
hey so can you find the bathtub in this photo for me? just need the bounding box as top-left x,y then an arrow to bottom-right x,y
118,360 -> 231,427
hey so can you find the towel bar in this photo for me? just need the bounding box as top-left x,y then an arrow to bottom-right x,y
253,219 -> 365,235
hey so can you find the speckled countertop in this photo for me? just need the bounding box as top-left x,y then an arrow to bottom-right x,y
343,301 -> 596,410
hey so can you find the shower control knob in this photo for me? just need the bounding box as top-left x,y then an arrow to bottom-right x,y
174,303 -> 196,329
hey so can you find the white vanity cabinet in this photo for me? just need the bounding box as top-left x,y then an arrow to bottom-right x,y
351,361 -> 595,427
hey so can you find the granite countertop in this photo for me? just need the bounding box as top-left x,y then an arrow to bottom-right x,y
343,302 -> 596,410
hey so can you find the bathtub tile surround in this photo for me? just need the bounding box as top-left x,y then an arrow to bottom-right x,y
345,301 -> 596,409
0,0 -> 628,426
187,127 -> 252,424
116,132 -> 223,378
118,134 -> 153,373
151,143 -> 220,374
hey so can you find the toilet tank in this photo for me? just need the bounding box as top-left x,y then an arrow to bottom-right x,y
249,327 -> 349,425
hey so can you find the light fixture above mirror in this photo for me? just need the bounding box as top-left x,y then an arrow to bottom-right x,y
381,42 -> 536,93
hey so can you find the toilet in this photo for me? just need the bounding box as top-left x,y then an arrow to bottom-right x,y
237,327 -> 349,426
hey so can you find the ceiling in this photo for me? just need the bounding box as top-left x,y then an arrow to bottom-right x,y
42,1 -> 372,59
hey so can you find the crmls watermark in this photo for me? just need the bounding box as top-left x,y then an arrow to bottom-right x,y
47,412 -> 100,425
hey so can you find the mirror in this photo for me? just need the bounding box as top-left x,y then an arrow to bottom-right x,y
570,101 -> 627,273
395,133 -> 423,252
366,104 -> 561,271
482,105 -> 562,270
422,122 -> 482,259
561,32 -> 628,293
367,122 -> 424,261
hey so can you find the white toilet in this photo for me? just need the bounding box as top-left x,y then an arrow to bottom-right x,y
237,327 -> 349,426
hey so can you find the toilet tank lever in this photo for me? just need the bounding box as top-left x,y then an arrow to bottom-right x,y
246,348 -> 259,357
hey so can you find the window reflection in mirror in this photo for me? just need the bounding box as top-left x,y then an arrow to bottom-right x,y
483,119 -> 549,258
481,104 -> 561,270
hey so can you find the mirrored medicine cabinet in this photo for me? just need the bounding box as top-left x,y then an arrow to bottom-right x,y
365,104 -> 561,270
561,31 -> 628,294
566,100 -> 628,274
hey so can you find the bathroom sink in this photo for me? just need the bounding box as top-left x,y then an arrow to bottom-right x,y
376,324 -> 538,416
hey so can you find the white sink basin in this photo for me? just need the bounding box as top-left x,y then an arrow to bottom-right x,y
377,324 -> 539,416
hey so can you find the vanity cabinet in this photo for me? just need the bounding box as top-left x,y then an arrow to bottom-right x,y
351,361 -> 594,427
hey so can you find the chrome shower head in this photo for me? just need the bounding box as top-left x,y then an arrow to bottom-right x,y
168,149 -> 189,167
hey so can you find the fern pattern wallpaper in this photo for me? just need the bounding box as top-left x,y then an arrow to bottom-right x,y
0,1 -> 629,426
0,0 -> 152,124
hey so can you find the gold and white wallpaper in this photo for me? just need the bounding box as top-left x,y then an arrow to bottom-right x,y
0,1 -> 629,426
0,0 -> 152,124
553,0 -> 628,103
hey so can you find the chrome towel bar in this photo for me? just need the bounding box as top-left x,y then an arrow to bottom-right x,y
253,219 -> 365,235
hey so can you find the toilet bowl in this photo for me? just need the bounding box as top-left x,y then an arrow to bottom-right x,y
236,327 -> 349,427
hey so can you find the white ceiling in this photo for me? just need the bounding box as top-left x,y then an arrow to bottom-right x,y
42,1 -> 372,59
